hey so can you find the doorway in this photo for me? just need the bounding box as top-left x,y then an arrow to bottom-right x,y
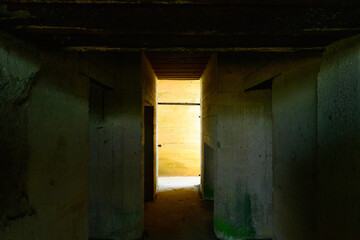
143,79 -> 216,240
144,106 -> 155,201
157,79 -> 201,188
143,52 -> 216,240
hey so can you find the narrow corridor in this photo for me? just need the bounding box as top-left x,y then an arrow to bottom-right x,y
2,3 -> 360,239
144,177 -> 217,240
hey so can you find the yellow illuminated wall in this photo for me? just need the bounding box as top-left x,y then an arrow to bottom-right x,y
157,80 -> 200,176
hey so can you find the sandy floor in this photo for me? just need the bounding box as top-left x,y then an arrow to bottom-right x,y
157,176 -> 200,191
144,177 -> 218,240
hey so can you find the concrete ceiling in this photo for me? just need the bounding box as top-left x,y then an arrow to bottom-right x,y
147,52 -> 211,80
1,1 -> 360,52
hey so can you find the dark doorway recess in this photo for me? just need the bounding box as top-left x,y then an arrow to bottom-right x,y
144,106 -> 155,202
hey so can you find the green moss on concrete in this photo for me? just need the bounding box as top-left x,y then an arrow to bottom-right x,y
217,141 -> 221,148
215,218 -> 255,240
215,193 -> 256,239
244,194 -> 254,231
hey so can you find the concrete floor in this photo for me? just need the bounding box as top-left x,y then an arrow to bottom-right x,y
144,177 -> 218,240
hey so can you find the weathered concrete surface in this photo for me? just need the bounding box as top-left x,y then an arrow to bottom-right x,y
142,52 -> 157,201
28,51 -> 89,240
214,53 -> 273,239
0,32 -> 89,240
0,35 -> 151,240
272,55 -> 322,240
316,35 -> 360,240
88,52 -> 144,240
0,32 -> 40,234
200,54 -> 217,199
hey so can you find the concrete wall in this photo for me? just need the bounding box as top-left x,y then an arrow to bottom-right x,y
214,53 -> 273,239
316,36 -> 360,240
157,80 -> 200,176
0,33 -> 40,238
0,33 -> 89,240
142,53 -> 157,200
272,55 -> 321,240
200,54 -> 217,199
0,32 -> 148,240
157,105 -> 200,176
158,79 -> 200,103
88,52 -> 144,240
271,39 -> 360,240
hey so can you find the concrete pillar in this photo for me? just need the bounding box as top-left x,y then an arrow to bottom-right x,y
317,35 -> 360,239
0,33 -> 149,240
0,33 -> 89,240
88,52 -> 144,240
0,33 -> 40,237
142,52 -> 157,201
214,53 -> 273,239
272,56 -> 321,240
200,54 -> 217,199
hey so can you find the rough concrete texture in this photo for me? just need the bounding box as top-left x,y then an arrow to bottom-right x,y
316,35 -> 360,239
142,53 -> 157,201
0,35 -> 151,240
272,56 -> 322,240
214,53 -> 273,239
88,52 -> 144,240
0,32 -> 40,234
200,54 -> 217,200
0,32 -> 89,239
28,51 -> 89,240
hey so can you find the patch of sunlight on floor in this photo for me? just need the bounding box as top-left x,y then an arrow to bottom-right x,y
157,176 -> 200,192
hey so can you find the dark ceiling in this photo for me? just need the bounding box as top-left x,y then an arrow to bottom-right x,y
1,1 -> 360,51
1,1 -> 360,79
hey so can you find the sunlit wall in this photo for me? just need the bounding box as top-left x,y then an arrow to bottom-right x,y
157,80 -> 200,176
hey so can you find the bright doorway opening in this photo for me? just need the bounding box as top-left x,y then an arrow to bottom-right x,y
157,80 -> 201,190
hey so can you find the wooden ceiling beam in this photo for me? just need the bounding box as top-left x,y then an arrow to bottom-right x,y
154,69 -> 204,73
1,3 -> 360,50
150,64 -> 207,68
5,32 -> 355,50
2,4 -> 360,32
2,0 -> 360,5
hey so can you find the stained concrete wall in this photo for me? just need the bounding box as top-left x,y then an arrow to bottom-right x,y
28,51 -> 89,240
142,53 -> 157,200
0,32 -> 148,240
272,55 -> 322,240
0,33 -> 89,240
214,53 -> 273,239
316,35 -> 360,240
271,41 -> 360,240
0,33 -> 40,237
200,53 -> 217,199
157,80 -> 200,176
88,52 -> 144,240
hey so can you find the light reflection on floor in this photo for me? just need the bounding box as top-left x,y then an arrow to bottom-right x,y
157,176 -> 200,192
